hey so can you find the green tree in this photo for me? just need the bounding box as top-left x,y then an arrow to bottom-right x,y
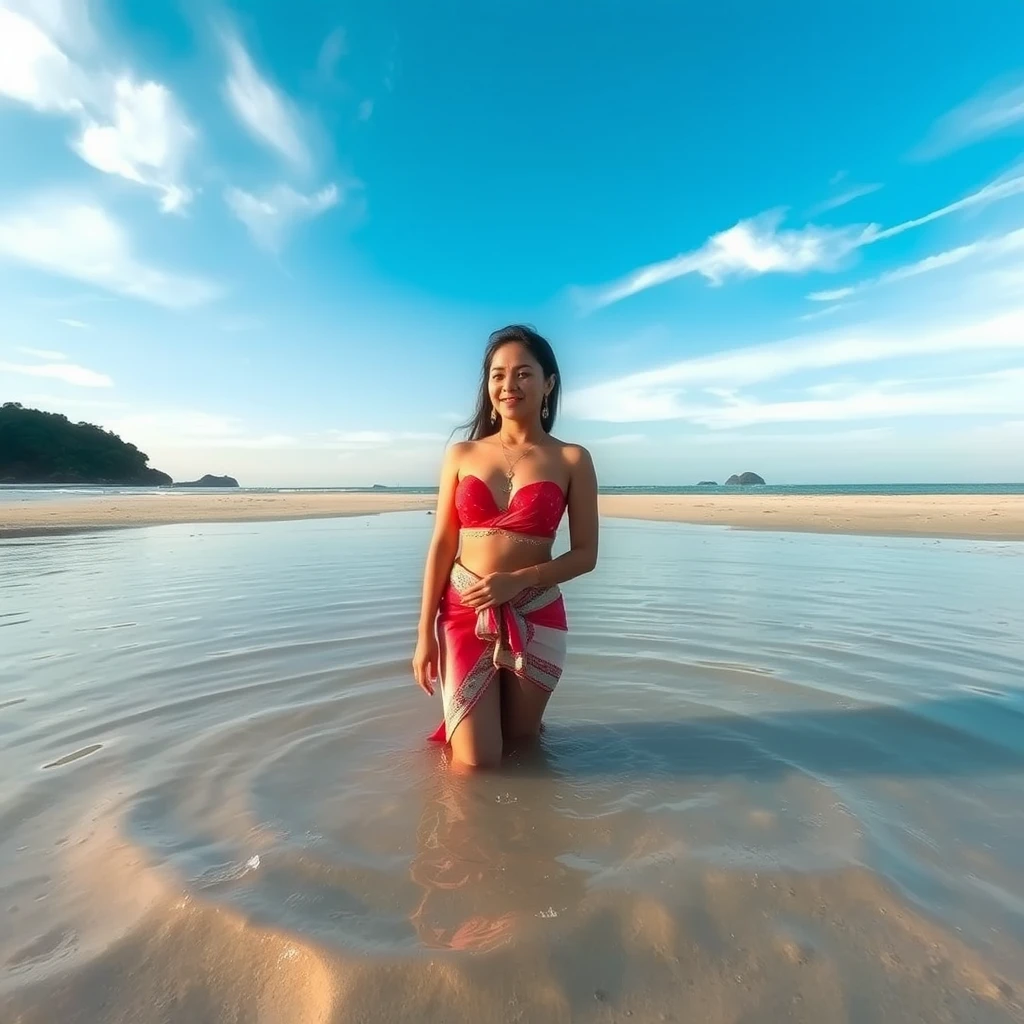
0,403 -> 172,484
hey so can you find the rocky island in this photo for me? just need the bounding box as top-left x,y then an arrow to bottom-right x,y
0,403 -> 171,485
173,475 -> 240,488
725,472 -> 766,485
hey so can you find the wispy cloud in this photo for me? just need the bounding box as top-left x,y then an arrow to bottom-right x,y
320,429 -> 446,451
576,211 -> 874,310
224,183 -> 339,251
0,359 -> 112,387
583,170 -> 1024,310
18,346 -> 68,360
2,0 -> 96,52
809,225 -> 1024,301
0,6 -> 195,211
871,170 -> 1024,242
0,6 -> 85,112
565,308 -> 1024,423
798,302 -> 855,322
916,76 -> 1024,158
94,415 -> 446,452
809,182 -> 883,216
56,318 -> 89,329
0,196 -> 220,308
317,26 -> 347,83
592,433 -> 647,445
222,29 -> 309,168
808,287 -> 856,303
357,99 -> 374,122
677,368 -> 1024,429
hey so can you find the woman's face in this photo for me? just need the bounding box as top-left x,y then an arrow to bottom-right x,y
488,342 -> 550,425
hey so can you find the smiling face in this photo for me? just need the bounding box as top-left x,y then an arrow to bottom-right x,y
488,341 -> 553,427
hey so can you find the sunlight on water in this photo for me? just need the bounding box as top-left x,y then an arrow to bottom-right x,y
2,513 -> 1023,1022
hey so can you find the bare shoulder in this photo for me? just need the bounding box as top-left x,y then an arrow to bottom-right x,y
444,439 -> 476,463
550,438 -> 594,470
546,438 -> 595,486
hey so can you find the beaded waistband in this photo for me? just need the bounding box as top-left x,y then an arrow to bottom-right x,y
459,526 -> 550,545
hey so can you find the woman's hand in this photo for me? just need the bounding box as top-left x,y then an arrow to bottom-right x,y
460,572 -> 524,611
412,631 -> 439,695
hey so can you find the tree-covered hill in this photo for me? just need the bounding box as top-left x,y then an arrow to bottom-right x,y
0,403 -> 172,485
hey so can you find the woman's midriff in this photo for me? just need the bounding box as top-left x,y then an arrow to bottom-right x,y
456,530 -> 553,579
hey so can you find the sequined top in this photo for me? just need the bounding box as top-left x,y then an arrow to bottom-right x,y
455,475 -> 566,540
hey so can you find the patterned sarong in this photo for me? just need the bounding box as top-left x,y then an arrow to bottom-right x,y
428,563 -> 568,743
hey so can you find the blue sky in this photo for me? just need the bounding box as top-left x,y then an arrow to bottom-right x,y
1,0 -> 1023,486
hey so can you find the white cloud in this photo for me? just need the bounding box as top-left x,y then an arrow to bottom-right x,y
679,369 -> 1024,429
872,170 -> 1024,242
582,170 -> 1024,309
222,30 -> 309,168
317,27 -> 347,82
0,196 -> 220,308
808,287 -> 855,303
798,302 -> 854,322
2,0 -> 95,52
0,6 -> 194,210
580,210 -> 874,309
56,318 -> 88,329
810,182 -> 883,216
92,415 -> 446,456
809,225 -> 1024,301
565,308 -> 1024,423
358,99 -> 374,122
18,346 -> 67,358
917,76 -> 1024,158
0,359 -> 112,387
224,183 -> 339,251
74,76 -> 195,213
0,7 -> 84,111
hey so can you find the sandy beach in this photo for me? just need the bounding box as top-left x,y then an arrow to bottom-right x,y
2,489 -> 1023,540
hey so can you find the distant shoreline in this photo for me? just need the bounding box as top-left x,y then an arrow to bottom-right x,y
2,490 -> 1022,541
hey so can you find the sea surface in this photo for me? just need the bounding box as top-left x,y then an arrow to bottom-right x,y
3,480 -> 1024,504
2,513 -> 1024,1023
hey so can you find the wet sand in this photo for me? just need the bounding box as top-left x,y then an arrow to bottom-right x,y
2,490 -> 1022,539
2,514 -> 1024,1022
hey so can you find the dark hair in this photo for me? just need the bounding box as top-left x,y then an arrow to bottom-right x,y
461,324 -> 561,441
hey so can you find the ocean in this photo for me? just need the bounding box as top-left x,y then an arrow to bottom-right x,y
3,481 -> 1024,504
1,513 -> 1023,1022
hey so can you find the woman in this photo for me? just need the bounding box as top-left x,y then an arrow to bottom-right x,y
412,325 -> 599,770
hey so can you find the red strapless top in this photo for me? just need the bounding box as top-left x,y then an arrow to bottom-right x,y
455,475 -> 566,538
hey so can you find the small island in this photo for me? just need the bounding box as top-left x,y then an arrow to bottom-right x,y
0,402 -> 171,485
173,475 -> 240,488
698,480 -> 718,486
725,471 -> 766,486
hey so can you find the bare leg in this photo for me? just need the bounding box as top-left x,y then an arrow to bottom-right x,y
500,669 -> 553,747
448,673 -> 503,771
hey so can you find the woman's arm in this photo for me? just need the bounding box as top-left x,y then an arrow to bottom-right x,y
515,444 -> 598,589
417,442 -> 465,636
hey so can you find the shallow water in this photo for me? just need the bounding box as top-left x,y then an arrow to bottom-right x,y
2,513 -> 1023,1023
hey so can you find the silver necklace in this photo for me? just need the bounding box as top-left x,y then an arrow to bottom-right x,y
498,436 -> 534,503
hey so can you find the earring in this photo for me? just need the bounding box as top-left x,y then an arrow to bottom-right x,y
542,395 -> 549,419
490,408 -> 497,425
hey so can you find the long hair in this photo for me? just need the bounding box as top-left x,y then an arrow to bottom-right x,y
461,325 -> 561,441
